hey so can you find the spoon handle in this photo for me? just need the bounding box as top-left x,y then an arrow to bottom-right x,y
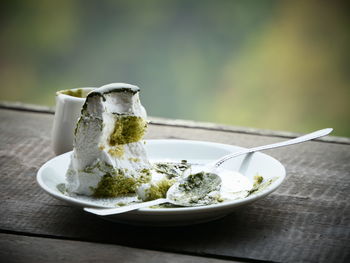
214,128 -> 333,168
84,198 -> 168,216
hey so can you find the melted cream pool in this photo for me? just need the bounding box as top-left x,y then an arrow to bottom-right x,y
217,168 -> 253,200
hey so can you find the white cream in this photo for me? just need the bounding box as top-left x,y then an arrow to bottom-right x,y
217,168 -> 253,200
66,83 -> 150,196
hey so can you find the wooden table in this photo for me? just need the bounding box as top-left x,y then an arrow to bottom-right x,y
0,103 -> 349,263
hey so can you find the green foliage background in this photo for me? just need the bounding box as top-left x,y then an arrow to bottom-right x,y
1,0 -> 349,136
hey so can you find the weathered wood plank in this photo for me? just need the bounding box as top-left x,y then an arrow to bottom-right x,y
0,233 -> 241,263
0,101 -> 55,114
0,108 -> 349,263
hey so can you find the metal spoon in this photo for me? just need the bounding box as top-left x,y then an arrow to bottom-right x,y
191,128 -> 333,173
84,172 -> 221,216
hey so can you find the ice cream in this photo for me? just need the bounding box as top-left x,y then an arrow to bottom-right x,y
66,83 -> 151,197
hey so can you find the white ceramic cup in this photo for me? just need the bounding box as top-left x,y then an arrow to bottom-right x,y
52,87 -> 95,155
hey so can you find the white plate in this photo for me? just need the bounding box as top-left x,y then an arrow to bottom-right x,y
37,139 -> 286,226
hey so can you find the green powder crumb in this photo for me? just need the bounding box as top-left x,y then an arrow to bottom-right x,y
109,116 -> 147,146
57,183 -> 67,194
108,145 -> 124,157
144,179 -> 175,201
93,173 -> 137,197
153,161 -> 191,178
139,169 -> 152,184
253,175 -> 264,188
248,176 -> 278,195
92,168 -> 152,198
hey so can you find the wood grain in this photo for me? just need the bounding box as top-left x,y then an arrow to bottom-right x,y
0,233 -> 241,263
0,108 -> 349,263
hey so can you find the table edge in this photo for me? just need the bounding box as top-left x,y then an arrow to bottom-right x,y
1,100 -> 349,144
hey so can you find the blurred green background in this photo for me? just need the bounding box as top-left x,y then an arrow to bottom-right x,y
1,0 -> 349,136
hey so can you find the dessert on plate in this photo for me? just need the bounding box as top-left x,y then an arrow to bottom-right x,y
66,83 -> 152,197
65,83 -> 265,207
